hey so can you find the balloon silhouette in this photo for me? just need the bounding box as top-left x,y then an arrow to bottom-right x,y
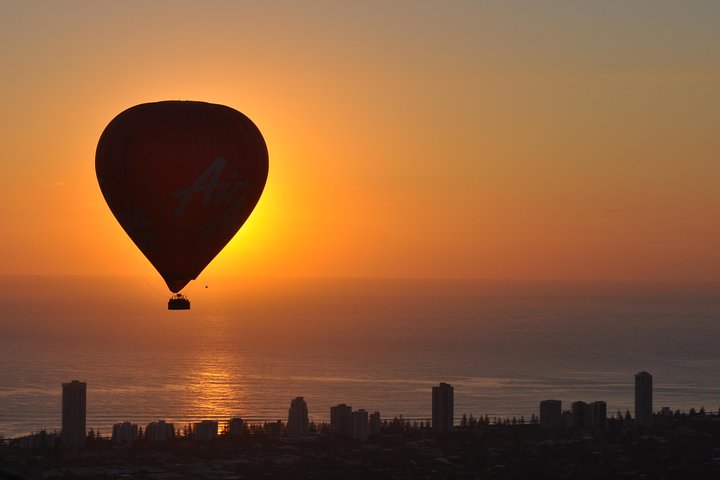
96,101 -> 268,294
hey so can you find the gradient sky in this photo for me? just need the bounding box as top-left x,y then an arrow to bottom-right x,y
1,1 -> 718,285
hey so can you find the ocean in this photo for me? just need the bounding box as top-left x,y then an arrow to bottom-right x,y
1,276 -> 719,439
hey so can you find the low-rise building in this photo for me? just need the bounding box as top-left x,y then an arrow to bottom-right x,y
146,420 -> 175,441
195,420 -> 218,442
112,422 -> 138,446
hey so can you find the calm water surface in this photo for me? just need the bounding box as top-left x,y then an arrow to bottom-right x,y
1,276 -> 719,438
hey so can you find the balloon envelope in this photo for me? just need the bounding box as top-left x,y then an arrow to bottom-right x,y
96,101 -> 268,293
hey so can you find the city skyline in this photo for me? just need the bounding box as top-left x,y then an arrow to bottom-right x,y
9,397 -> 720,479
8,370 -> 672,444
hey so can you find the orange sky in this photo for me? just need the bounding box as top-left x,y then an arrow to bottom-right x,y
1,1 -> 719,286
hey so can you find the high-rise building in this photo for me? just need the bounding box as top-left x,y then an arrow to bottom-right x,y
635,371 -> 653,428
352,409 -> 369,441
61,380 -> 86,450
571,401 -> 589,429
591,401 -> 607,432
369,411 -> 381,437
287,397 -> 310,437
112,422 -> 138,446
330,404 -> 353,438
432,382 -> 454,432
539,399 -> 562,430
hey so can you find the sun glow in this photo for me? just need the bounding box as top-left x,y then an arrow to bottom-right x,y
1,2 -> 719,282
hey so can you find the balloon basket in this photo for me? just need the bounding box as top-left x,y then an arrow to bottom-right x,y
168,293 -> 191,310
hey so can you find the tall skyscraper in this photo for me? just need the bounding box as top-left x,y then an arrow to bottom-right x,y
351,409 -> 369,441
61,380 -> 86,450
287,396 -> 310,437
432,382 -> 454,432
571,401 -> 588,429
369,411 -> 381,437
539,399 -> 562,430
635,371 -> 653,428
591,401 -> 607,432
330,404 -> 353,437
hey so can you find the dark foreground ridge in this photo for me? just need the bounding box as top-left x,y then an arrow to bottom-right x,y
2,414 -> 720,480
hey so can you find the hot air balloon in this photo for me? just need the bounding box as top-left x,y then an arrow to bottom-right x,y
96,101 -> 269,309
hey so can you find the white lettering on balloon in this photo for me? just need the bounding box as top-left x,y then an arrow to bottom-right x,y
116,202 -> 157,249
199,191 -> 249,244
172,156 -> 249,218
